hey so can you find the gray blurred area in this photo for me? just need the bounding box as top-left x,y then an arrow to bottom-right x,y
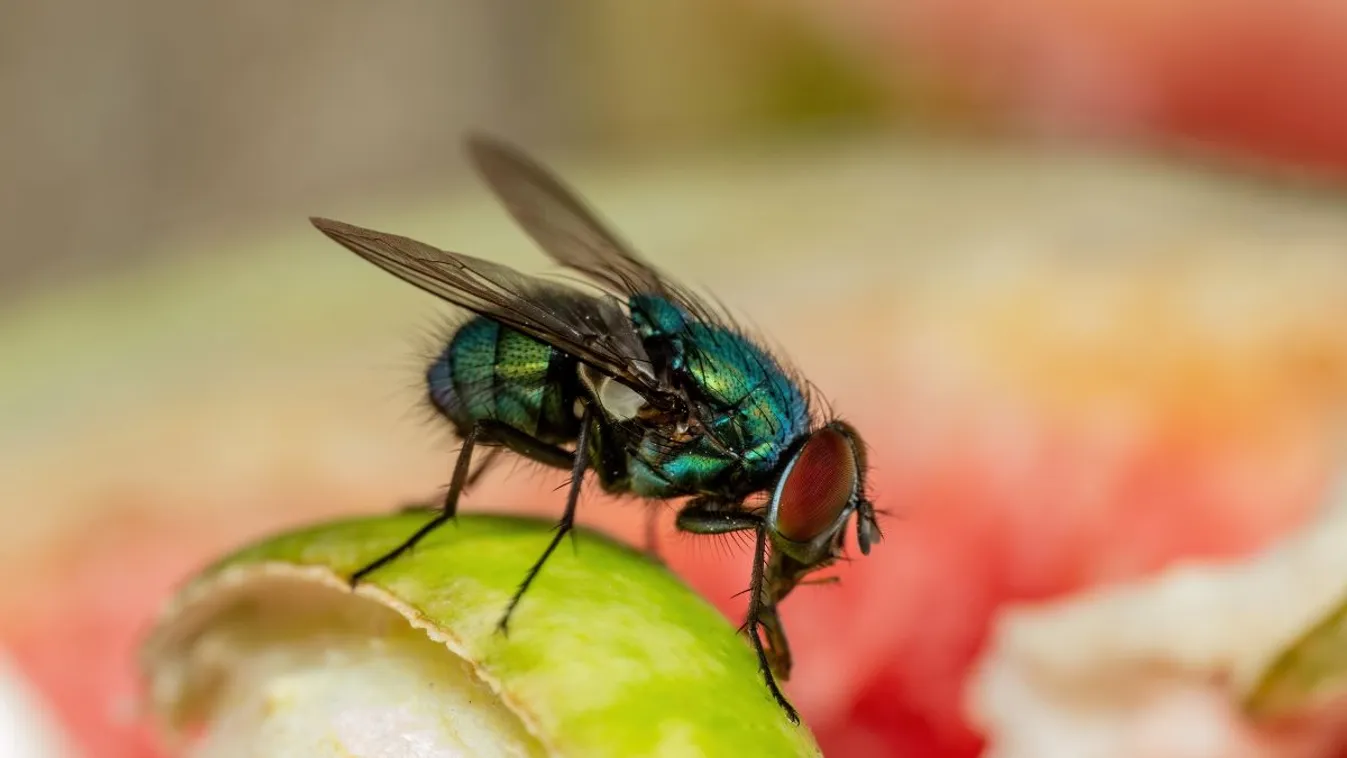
0,1 -> 895,295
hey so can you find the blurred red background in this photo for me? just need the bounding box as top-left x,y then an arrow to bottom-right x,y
794,0 -> 1347,175
6,3 -> 1347,758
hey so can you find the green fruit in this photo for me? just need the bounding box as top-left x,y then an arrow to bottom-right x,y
141,513 -> 821,757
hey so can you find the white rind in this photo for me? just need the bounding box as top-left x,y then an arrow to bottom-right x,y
143,566 -> 546,758
966,471 -> 1347,757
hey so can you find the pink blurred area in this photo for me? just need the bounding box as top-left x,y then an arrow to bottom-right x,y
7,3 -> 1347,758
797,0 -> 1347,173
9,279 -> 1347,758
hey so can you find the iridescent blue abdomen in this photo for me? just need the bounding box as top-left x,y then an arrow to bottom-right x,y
427,317 -> 581,444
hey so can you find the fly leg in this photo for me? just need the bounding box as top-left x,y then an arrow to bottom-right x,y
466,447 -> 504,488
673,500 -> 761,535
758,603 -> 793,681
675,500 -> 800,724
349,423 -> 484,585
642,507 -> 665,564
352,422 -> 572,586
758,550 -> 818,680
743,521 -> 799,723
496,406 -> 594,635
397,449 -> 502,514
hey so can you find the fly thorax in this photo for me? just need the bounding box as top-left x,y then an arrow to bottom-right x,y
629,295 -> 689,370
629,294 -> 688,338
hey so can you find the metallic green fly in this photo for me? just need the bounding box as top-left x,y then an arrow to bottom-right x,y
310,135 -> 881,723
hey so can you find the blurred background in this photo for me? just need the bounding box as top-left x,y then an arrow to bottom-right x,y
4,0 -> 903,291
7,2 -> 1347,757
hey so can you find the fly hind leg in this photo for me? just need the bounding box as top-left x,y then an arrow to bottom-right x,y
350,420 -> 573,586
496,406 -> 595,635
397,448 -> 504,514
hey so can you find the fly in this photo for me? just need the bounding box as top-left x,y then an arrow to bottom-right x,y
309,134 -> 881,723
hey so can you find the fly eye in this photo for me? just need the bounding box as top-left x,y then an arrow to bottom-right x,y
772,426 -> 859,543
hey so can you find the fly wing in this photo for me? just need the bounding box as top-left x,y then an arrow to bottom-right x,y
310,216 -> 670,402
462,136 -> 818,457
465,133 -> 679,300
465,135 -> 810,431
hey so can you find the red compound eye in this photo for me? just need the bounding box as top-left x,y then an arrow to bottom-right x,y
773,426 -> 859,543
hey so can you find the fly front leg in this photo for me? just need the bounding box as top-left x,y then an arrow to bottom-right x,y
675,498 -> 799,723
351,420 -> 573,586
758,603 -> 793,682
496,405 -> 596,635
744,521 -> 800,724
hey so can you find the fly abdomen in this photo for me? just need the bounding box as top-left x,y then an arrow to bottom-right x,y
427,317 -> 581,444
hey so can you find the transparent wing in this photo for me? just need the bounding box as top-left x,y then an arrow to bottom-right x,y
465,133 -> 693,304
311,216 -> 674,403
463,135 -> 813,454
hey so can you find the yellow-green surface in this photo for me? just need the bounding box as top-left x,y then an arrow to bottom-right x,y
1245,587 -> 1347,719
152,513 -> 820,757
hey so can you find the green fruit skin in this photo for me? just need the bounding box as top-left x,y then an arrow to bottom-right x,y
192,513 -> 821,758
